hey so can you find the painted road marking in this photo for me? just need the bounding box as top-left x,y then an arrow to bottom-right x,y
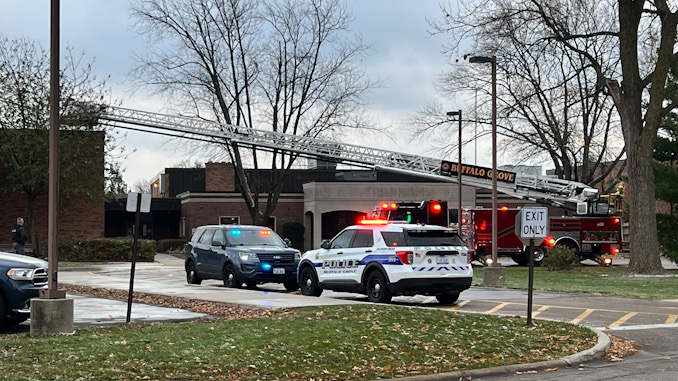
532,305 -> 550,318
602,322 -> 678,331
448,300 -> 470,311
486,302 -> 510,314
667,314 -> 678,324
609,312 -> 638,328
570,309 -> 595,324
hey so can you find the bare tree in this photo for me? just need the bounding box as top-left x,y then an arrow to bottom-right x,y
429,0 -> 676,274
130,0 -> 372,225
418,3 -> 625,192
133,179 -> 152,194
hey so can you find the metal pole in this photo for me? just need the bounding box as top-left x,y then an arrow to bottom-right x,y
41,0 -> 65,300
457,110 -> 463,232
527,238 -> 535,326
474,89 -> 478,165
491,56 -> 498,267
126,195 -> 142,323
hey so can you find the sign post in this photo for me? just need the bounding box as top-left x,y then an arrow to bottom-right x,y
125,192 -> 151,323
515,206 -> 548,326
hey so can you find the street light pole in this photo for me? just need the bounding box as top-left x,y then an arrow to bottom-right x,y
468,55 -> 499,269
490,56 -> 498,268
446,111 -> 463,230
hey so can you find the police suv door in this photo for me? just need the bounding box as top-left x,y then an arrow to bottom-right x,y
316,228 -> 374,288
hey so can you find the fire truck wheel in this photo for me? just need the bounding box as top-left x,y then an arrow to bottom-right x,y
533,247 -> 545,265
561,241 -> 580,258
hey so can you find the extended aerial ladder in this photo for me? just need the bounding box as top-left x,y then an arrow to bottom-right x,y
94,106 -> 599,211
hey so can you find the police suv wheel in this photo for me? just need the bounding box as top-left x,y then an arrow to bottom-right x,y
435,292 -> 460,304
223,264 -> 242,288
186,261 -> 202,285
366,271 -> 392,304
300,267 -> 322,297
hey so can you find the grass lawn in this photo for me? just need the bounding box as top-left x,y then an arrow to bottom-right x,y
0,305 -> 596,380
472,265 -> 678,299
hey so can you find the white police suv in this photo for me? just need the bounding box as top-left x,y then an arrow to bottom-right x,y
298,220 -> 472,304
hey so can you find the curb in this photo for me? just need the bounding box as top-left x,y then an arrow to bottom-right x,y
382,327 -> 610,381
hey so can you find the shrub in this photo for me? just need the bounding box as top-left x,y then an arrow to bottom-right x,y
657,214 -> 678,264
282,220 -> 305,251
43,238 -> 157,262
157,239 -> 187,253
543,245 -> 579,271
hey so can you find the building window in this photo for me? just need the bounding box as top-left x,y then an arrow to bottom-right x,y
180,217 -> 186,238
220,216 -> 240,225
267,216 -> 276,230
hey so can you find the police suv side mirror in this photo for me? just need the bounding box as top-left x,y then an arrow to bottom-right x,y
212,240 -> 224,247
321,240 -> 331,249
284,238 -> 292,247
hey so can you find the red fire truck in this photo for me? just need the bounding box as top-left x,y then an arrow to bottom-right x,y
464,207 -> 622,266
372,200 -> 623,267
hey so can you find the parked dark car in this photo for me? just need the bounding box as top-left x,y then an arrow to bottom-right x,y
185,225 -> 300,291
0,252 -> 48,325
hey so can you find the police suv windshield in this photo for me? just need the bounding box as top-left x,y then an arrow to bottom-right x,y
226,228 -> 286,246
381,229 -> 464,247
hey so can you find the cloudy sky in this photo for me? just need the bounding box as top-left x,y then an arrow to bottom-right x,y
0,0 -> 493,188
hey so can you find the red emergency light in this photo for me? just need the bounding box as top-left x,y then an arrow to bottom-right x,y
430,202 -> 442,213
501,206 -> 509,211
545,236 -> 556,247
359,219 -> 389,225
380,202 -> 398,210
613,218 -> 620,224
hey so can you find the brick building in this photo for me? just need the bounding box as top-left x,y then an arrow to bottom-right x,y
0,131 -> 105,247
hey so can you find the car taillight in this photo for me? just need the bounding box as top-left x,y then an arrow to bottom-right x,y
396,251 -> 413,265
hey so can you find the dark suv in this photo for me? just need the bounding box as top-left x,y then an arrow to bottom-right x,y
0,252 -> 48,325
185,225 -> 300,291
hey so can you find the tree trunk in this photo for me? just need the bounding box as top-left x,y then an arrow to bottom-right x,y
625,131 -> 664,274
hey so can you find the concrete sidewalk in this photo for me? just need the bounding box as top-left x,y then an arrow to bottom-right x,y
54,253 -> 359,328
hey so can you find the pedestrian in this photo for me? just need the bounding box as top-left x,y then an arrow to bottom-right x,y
12,217 -> 27,255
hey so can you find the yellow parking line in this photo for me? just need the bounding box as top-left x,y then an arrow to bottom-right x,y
532,305 -> 550,317
486,302 -> 509,314
609,312 -> 638,328
448,300 -> 470,311
290,291 -> 300,295
666,314 -> 678,324
570,309 -> 595,324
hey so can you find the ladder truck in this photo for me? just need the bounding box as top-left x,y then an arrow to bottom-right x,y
90,106 -> 621,265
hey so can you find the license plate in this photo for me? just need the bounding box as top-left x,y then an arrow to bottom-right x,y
436,257 -> 449,264
273,268 -> 285,274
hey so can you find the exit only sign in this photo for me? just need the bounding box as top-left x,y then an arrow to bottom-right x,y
519,207 -> 549,239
